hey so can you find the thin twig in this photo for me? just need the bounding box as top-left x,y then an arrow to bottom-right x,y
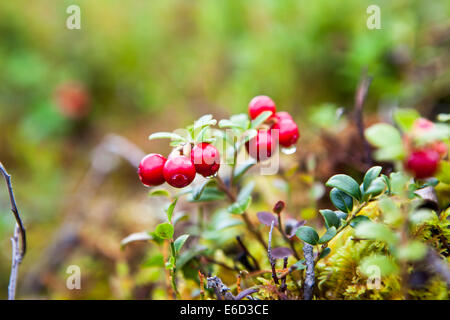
206,276 -> 235,300
354,72 -> 373,167
268,221 -> 279,284
0,162 -> 27,257
280,257 -> 288,293
303,243 -> 315,300
8,225 -> 20,300
0,162 -> 27,300
277,212 -> 300,260
236,236 -> 260,270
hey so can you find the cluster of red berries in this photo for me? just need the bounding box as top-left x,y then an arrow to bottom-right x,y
246,95 -> 299,161
405,118 -> 447,179
139,95 -> 299,188
138,142 -> 220,188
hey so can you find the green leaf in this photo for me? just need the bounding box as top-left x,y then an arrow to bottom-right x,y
335,211 -> 348,221
354,221 -> 397,245
233,159 -> 257,182
390,172 -> 409,195
295,226 -> 319,245
193,114 -> 216,131
149,189 -> 171,198
318,247 -> 331,260
219,114 -> 249,131
326,174 -> 361,201
365,123 -> 402,148
174,234 -> 190,254
365,124 -> 405,161
393,108 -> 420,132
319,226 -> 337,244
363,166 -> 382,191
149,132 -> 185,141
191,180 -> 216,200
330,188 -> 354,213
120,232 -> 152,248
360,254 -> 399,277
379,175 -> 391,195
349,215 -> 371,228
397,241 -> 427,262
244,128 -> 258,142
187,187 -> 225,202
155,223 -> 174,240
237,181 -> 255,202
251,111 -> 272,129
363,177 -> 386,199
319,210 -> 341,229
227,196 -> 252,214
292,259 -> 307,270
165,198 -> 178,222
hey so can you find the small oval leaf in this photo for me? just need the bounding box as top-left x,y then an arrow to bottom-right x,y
155,223 -> 174,239
326,174 -> 362,200
257,211 -> 278,227
295,226 -> 319,245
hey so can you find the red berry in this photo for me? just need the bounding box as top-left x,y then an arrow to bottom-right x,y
245,130 -> 276,161
163,156 -> 196,188
273,111 -> 293,122
191,143 -> 220,177
138,153 -> 167,186
271,118 -> 299,147
413,118 -> 434,132
55,82 -> 90,119
248,95 -> 276,120
406,149 -> 440,179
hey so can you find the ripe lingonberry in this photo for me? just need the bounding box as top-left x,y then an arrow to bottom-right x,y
405,149 -> 440,179
271,118 -> 299,147
163,156 -> 196,188
273,111 -> 293,122
248,95 -> 276,120
191,142 -> 220,177
138,153 -> 167,186
246,129 -> 276,161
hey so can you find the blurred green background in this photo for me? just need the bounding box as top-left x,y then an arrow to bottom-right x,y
0,0 -> 449,299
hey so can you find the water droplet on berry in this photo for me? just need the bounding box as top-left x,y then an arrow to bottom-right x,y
281,146 -> 296,155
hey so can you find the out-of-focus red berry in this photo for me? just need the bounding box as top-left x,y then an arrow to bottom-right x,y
431,141 -> 448,158
248,95 -> 276,120
163,156 -> 196,188
406,149 -> 440,179
273,111 -> 293,122
191,142 -> 220,177
138,154 -> 167,186
245,130 -> 276,161
55,82 -> 90,119
271,118 -> 299,147
413,118 -> 434,132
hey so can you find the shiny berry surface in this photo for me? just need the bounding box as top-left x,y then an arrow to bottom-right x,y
406,149 -> 440,179
271,118 -> 299,147
138,153 -> 167,186
273,111 -> 293,122
191,143 -> 220,177
163,156 -> 196,188
245,130 -> 276,161
248,95 -> 276,119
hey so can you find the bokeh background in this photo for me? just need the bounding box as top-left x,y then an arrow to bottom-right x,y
0,0 -> 449,299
